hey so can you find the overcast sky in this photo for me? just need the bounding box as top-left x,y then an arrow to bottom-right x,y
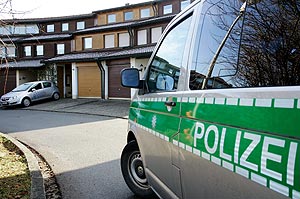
1,0 -> 150,19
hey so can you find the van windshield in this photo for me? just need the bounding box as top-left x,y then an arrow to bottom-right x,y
12,83 -> 34,92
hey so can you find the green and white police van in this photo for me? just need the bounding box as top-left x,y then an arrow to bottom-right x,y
120,0 -> 300,198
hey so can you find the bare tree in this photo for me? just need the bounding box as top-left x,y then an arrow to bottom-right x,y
195,0 -> 300,89
0,0 -> 25,95
233,0 -> 300,87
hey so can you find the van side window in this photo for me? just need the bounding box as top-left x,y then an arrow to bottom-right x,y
146,15 -> 192,93
235,0 -> 300,87
190,0 -> 300,90
190,0 -> 243,90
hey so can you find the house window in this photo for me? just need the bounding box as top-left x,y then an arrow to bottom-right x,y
83,37 -> 92,49
140,8 -> 150,18
0,45 -> 15,58
47,24 -> 54,32
6,45 -> 16,57
137,29 -> 147,45
57,44 -> 65,55
36,45 -> 44,56
124,11 -> 133,21
104,34 -> 115,48
108,14 -> 116,23
24,46 -> 31,57
62,23 -> 69,31
118,33 -> 130,47
26,25 -> 39,34
163,5 -> 173,15
14,25 -> 26,34
1,25 -> 12,35
76,21 -> 85,30
151,27 -> 162,43
181,0 -> 190,11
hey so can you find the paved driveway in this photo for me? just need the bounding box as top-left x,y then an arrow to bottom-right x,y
0,99 -> 136,198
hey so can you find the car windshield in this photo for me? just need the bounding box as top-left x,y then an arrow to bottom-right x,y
12,83 -> 34,92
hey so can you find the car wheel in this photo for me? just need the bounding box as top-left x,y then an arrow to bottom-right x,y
52,92 -> 60,100
121,141 -> 156,199
22,98 -> 31,107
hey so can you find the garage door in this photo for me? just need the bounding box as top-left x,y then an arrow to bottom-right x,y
0,69 -> 16,96
108,61 -> 130,98
78,63 -> 101,97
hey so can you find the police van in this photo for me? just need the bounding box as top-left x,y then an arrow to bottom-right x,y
120,0 -> 300,198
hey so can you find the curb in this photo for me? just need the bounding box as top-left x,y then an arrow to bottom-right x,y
0,133 -> 46,199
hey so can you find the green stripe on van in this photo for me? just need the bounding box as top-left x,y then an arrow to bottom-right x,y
128,97 -> 300,199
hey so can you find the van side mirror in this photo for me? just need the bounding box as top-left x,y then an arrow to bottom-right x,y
121,68 -> 142,89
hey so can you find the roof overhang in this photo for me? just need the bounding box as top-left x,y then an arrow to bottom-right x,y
0,59 -> 44,69
44,45 -> 155,64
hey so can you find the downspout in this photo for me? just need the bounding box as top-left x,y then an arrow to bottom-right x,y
96,60 -> 106,99
101,60 -> 109,100
128,26 -> 134,47
152,2 -> 158,16
71,62 -> 78,99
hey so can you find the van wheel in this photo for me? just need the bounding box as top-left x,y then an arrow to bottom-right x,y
52,92 -> 60,100
121,141 -> 156,199
22,98 -> 31,107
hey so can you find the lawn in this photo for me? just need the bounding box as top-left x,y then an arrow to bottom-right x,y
0,136 -> 31,199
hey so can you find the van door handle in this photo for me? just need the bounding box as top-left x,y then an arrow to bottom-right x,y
165,101 -> 176,107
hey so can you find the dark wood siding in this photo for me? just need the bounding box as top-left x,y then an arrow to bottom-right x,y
40,18 -> 95,33
57,66 -> 64,97
107,59 -> 130,98
19,40 -> 71,59
158,0 -> 180,16
0,69 -> 16,96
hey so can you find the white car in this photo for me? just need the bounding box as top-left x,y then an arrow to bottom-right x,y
0,81 -> 60,107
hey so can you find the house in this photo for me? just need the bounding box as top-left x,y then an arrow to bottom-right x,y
0,0 -> 193,98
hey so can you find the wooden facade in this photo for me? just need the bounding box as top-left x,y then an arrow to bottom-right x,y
107,59 -> 131,98
1,0 -> 194,99
0,69 -> 16,96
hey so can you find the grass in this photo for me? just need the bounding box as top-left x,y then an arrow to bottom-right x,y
0,136 -> 31,199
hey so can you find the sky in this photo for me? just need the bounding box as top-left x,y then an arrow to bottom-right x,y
1,0 -> 150,19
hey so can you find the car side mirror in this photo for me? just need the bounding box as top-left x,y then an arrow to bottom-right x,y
30,88 -> 36,92
121,68 -> 142,89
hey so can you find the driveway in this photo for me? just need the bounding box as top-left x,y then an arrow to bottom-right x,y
23,98 -> 131,118
0,99 -> 136,199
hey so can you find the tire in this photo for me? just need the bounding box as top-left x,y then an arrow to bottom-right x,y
121,141 -> 156,199
52,92 -> 60,100
22,98 -> 31,107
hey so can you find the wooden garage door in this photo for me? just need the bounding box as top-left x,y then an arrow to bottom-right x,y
0,69 -> 16,96
78,63 -> 101,97
108,60 -> 130,98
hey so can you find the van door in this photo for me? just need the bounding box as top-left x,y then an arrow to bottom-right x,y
178,0 -> 300,199
131,12 -> 195,199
